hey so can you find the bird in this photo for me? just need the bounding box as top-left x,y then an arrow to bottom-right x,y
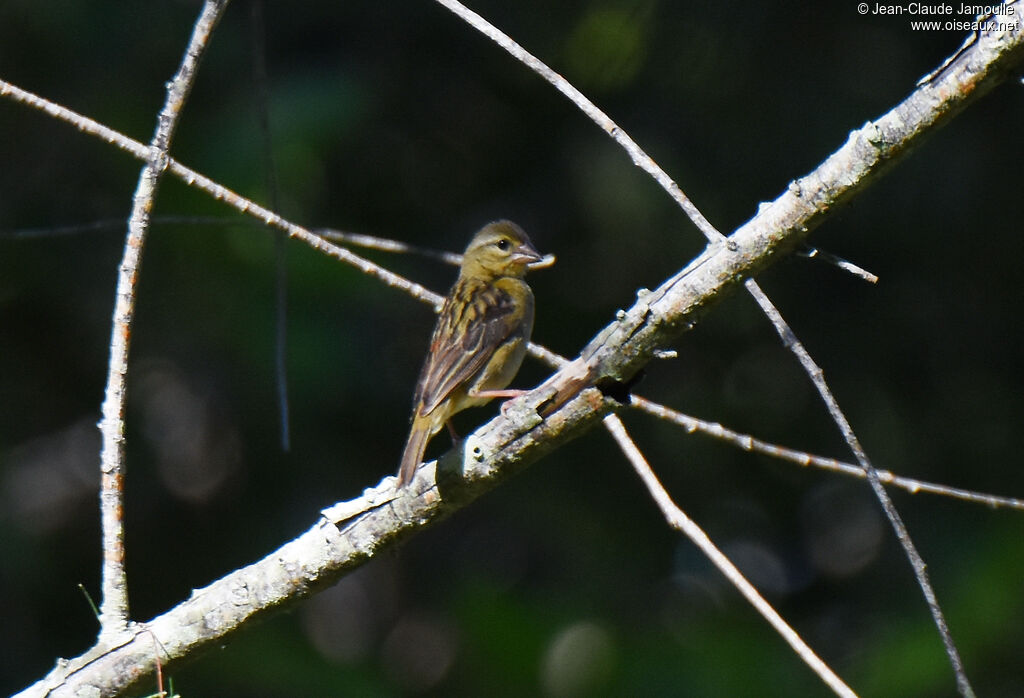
397,220 -> 542,487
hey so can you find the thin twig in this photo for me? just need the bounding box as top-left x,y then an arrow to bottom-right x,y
319,227 -> 557,270
0,79 -> 155,163
799,246 -> 879,284
532,338 -> 1022,509
432,0 -> 722,244
603,414 -> 857,698
632,396 -> 1024,510
0,77 -> 448,309
744,279 -> 973,697
96,0 -> 229,642
318,227 -> 464,265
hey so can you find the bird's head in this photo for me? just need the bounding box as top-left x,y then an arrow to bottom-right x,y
460,220 -> 542,279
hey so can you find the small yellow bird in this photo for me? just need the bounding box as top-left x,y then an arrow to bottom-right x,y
397,221 -> 542,487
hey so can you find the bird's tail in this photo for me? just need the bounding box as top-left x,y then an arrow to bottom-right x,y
397,424 -> 431,487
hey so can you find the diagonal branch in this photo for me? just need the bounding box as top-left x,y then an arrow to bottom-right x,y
433,0 -> 720,242
602,414 -> 857,697
745,279 -> 973,695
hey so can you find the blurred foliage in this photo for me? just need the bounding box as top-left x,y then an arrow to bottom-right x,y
2,1 -> 1023,696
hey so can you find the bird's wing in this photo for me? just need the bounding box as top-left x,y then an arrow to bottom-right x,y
414,281 -> 524,416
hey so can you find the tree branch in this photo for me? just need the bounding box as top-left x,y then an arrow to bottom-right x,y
632,395 -> 1024,509
602,414 -> 857,697
95,0 -> 229,643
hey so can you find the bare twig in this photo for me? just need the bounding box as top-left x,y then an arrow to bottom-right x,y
745,280 -> 973,697
0,79 -> 442,308
318,227 -> 465,265
602,414 -> 857,698
96,0 -> 230,642
523,344 -> 1022,509
632,396 -> 1024,510
798,246 -> 879,284
432,0 -> 722,243
318,227 -> 558,270
0,80 -> 159,164
0,79 -> 444,313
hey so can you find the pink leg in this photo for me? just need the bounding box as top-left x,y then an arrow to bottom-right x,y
469,388 -> 529,399
468,388 -> 529,417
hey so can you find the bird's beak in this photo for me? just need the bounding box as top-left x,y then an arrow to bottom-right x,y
511,242 -> 542,265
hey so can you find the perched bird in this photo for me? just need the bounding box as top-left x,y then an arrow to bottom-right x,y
397,220 -> 542,487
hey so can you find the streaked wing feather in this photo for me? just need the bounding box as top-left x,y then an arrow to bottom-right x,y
415,283 -> 519,415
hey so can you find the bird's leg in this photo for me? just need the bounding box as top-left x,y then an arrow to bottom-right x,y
446,420 -> 460,444
469,388 -> 528,400
469,388 -> 530,417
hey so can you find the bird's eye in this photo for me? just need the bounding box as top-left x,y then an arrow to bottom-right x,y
495,238 -> 512,251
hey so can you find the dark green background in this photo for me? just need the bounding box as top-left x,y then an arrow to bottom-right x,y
2,1 -> 1022,695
